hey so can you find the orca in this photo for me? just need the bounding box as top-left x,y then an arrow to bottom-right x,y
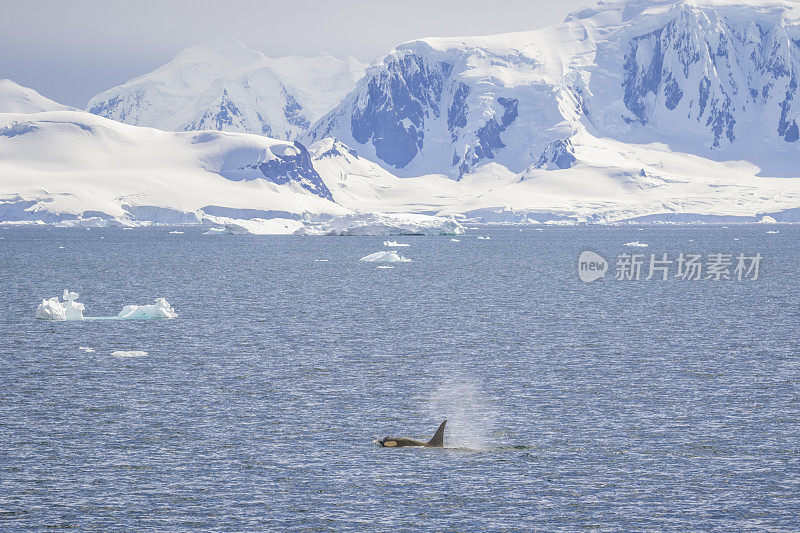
379,420 -> 447,448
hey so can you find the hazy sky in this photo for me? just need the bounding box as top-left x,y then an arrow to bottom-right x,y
0,0 -> 592,107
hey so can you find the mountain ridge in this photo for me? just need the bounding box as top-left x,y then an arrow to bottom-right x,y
86,39 -> 366,140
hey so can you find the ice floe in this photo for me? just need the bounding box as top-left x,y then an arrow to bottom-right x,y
623,241 -> 648,247
111,351 -> 148,358
359,251 -> 411,263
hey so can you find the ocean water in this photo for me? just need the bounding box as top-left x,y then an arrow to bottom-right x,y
0,225 -> 798,530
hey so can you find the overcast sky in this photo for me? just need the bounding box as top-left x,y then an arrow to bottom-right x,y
0,0 -> 592,107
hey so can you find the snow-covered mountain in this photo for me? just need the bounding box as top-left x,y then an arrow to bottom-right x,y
0,79 -> 75,114
2,82 -> 800,227
306,0 -> 800,178
5,0 -> 800,229
0,107 -> 344,224
86,40 -> 366,140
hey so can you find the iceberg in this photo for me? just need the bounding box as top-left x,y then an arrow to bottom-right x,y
359,251 -> 411,263
35,290 -> 84,321
35,292 -> 177,320
476,236 -> 491,240
36,297 -> 67,320
116,298 -> 178,320
62,290 -> 85,320
383,241 -> 410,247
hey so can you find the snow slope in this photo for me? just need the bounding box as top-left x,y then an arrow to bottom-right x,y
306,0 -> 800,179
5,0 -> 800,227
0,108 -> 344,223
87,40 -> 366,140
2,87 -> 800,226
0,79 -> 75,114
309,134 -> 800,223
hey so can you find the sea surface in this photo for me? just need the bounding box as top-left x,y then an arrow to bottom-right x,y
0,225 -> 798,531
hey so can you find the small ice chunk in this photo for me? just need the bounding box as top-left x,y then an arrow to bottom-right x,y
359,251 -> 411,263
766,230 -> 780,234
377,265 -> 395,269
450,238 -> 461,242
78,346 -> 95,353
476,236 -> 491,240
111,350 -> 148,358
383,241 -> 410,247
36,297 -> 66,320
758,215 -> 778,224
314,259 -> 330,262
623,241 -> 648,247
116,298 -> 178,320
169,231 -> 184,234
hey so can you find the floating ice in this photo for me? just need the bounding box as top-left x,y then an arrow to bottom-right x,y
35,292 -> 177,320
300,213 -> 465,236
111,350 -> 148,358
78,346 -> 95,353
758,215 -> 778,224
62,290 -> 85,320
383,241 -> 410,247
359,251 -> 411,263
766,230 -> 780,234
116,298 -> 178,320
377,265 -> 395,269
477,236 -> 490,240
314,259 -> 330,262
169,231 -> 184,234
450,238 -> 461,242
36,297 -> 67,320
623,241 -> 648,247
203,217 -> 304,235
35,290 -> 85,321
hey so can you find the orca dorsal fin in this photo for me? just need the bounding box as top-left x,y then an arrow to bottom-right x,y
427,420 -> 447,447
